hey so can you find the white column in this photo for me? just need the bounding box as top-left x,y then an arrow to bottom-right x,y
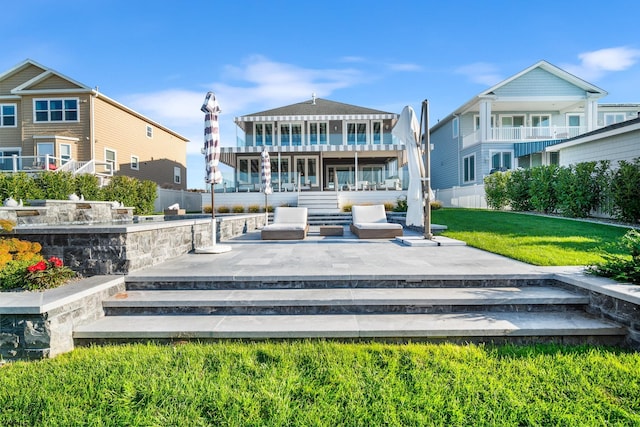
479,99 -> 492,141
585,97 -> 598,131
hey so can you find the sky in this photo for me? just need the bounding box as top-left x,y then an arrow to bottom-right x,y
3,0 -> 640,189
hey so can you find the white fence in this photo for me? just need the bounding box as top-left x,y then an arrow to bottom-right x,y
155,188 -> 204,213
435,185 -> 487,209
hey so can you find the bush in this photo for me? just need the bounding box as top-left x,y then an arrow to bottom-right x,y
484,171 -> 509,210
506,168 -> 532,211
383,202 -> 394,212
342,204 -> 352,213
554,162 -> 600,218
247,204 -> 260,213
216,206 -> 230,214
232,205 -> 245,213
35,171 -> 76,200
529,165 -> 558,213
430,200 -> 443,210
74,174 -> 102,201
102,176 -> 157,215
588,229 -> 640,284
609,158 -> 640,223
0,172 -> 43,202
393,196 -> 408,212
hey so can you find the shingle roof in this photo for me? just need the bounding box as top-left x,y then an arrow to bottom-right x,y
241,97 -> 395,118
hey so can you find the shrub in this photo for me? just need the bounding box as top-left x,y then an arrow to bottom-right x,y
554,162 -> 599,218
383,202 -> 394,212
609,158 -> 640,223
529,165 -> 558,213
247,204 -> 261,213
588,229 -> 640,284
232,205 -> 245,213
216,206 -> 230,214
265,205 -> 274,213
506,168 -> 532,211
74,174 -> 102,200
430,200 -> 443,210
393,196 -> 408,212
484,171 -> 509,210
203,205 -> 212,214
0,172 -> 43,202
35,171 -> 76,200
102,176 -> 157,215
22,256 -> 76,290
342,204 -> 353,213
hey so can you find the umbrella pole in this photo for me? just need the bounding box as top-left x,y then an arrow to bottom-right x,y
210,183 -> 216,245
422,99 -> 433,240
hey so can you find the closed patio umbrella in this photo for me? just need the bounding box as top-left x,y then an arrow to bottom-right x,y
393,106 -> 424,228
261,146 -> 272,224
196,91 -> 230,253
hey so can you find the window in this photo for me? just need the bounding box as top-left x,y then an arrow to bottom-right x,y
60,144 -> 71,165
34,98 -> 78,122
36,143 -> 54,167
105,148 -> 116,173
173,166 -> 181,184
463,154 -> 475,183
146,125 -> 153,138
452,117 -> 459,138
605,113 -> 626,126
346,122 -> 368,145
279,123 -> 302,146
131,155 -> 139,170
0,104 -> 16,127
254,123 -> 274,146
530,114 -> 551,138
372,121 -> 382,144
308,122 -> 328,145
491,151 -> 512,171
566,114 -> 582,127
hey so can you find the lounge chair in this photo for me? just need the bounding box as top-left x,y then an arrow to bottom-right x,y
261,207 -> 309,240
350,204 -> 403,239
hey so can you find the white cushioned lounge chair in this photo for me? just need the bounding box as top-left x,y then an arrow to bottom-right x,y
350,204 -> 403,239
261,207 -> 309,240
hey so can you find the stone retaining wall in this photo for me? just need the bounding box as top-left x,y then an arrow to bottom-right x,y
0,200 -> 133,226
0,276 -> 125,361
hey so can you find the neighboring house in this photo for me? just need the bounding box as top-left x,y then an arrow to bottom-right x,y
0,59 -> 189,189
220,96 -> 402,192
430,60 -> 640,193
545,115 -> 640,167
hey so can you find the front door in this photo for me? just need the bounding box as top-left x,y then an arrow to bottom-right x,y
294,156 -> 318,188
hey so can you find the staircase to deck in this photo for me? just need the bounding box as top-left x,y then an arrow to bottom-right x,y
73,277 -> 626,346
297,191 -> 340,214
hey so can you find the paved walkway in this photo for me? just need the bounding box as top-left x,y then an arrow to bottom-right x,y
127,226 -> 582,281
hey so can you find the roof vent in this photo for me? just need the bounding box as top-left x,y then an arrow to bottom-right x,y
311,92 -> 316,105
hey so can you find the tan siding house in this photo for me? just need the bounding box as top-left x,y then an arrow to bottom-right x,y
0,59 -> 189,189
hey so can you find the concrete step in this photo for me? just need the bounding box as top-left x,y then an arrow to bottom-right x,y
73,311 -> 625,343
102,286 -> 590,315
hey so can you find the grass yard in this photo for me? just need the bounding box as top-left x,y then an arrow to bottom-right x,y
432,208 -> 631,266
1,341 -> 639,426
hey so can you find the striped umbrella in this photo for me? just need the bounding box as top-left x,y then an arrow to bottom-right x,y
201,91 -> 223,185
261,146 -> 272,223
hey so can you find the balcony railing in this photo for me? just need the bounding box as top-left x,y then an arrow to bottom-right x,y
462,125 -> 586,147
0,155 -> 113,179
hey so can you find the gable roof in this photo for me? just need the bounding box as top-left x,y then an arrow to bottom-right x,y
431,60 -> 609,131
235,97 -> 398,130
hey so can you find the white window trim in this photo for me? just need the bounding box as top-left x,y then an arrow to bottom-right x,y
60,143 -> 71,164
489,150 -> 514,171
371,120 -> 383,144
345,121 -> 369,145
146,125 -> 153,138
254,122 -> 275,146
0,103 -> 17,127
463,154 -> 475,183
105,148 -> 117,173
452,117 -> 459,138
173,166 -> 181,184
530,114 -> 551,127
33,97 -> 79,123
279,122 -> 304,146
131,155 -> 139,170
565,113 -> 584,126
604,113 -> 626,126
307,121 -> 329,145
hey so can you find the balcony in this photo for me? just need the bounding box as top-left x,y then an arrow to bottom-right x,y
462,126 -> 586,147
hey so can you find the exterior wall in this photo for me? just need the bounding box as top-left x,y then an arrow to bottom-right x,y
495,68 -> 586,97
430,118 -> 460,190
94,98 -> 187,189
558,129 -> 640,167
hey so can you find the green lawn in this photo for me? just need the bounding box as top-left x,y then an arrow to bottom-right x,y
1,342 -> 639,426
432,209 -> 631,266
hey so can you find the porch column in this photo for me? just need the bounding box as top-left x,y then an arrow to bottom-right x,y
585,95 -> 598,131
479,98 -> 492,141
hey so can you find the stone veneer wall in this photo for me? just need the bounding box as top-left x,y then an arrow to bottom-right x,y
0,200 -> 133,226
12,214 -> 266,276
0,276 -> 125,361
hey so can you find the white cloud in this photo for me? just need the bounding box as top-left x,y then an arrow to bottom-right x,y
561,46 -> 640,81
454,62 -> 502,86
387,62 -> 423,72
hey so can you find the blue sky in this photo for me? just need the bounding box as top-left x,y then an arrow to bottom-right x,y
3,0 -> 640,189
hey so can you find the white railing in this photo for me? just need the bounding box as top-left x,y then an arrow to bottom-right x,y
462,126 -> 587,147
0,154 -> 63,172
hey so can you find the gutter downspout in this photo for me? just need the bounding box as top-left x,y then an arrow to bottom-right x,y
90,87 -> 98,166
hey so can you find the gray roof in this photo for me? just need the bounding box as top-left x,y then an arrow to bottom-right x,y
240,97 -> 395,118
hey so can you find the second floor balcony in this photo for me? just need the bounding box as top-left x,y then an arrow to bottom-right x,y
463,125 -> 587,147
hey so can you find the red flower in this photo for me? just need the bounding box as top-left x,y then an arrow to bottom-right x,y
48,256 -> 63,268
27,260 -> 47,272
